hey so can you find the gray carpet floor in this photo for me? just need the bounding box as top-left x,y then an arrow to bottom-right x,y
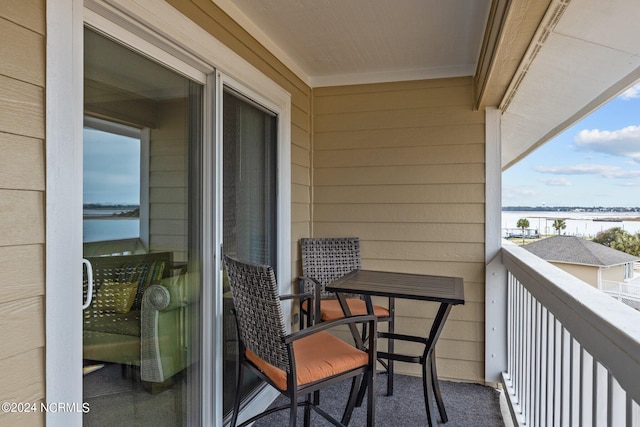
83,364 -> 505,426
83,363 -> 186,427
252,373 -> 505,427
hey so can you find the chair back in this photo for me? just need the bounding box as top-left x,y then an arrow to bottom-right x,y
300,237 -> 361,298
223,255 -> 290,373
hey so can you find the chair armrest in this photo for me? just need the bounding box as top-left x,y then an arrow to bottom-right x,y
297,275 -> 321,291
279,293 -> 313,303
297,275 -> 324,324
282,314 -> 376,344
140,274 -> 195,383
142,273 -> 197,313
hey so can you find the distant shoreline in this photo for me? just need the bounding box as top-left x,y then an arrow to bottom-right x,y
503,206 -> 640,213
593,217 -> 640,222
83,215 -> 139,220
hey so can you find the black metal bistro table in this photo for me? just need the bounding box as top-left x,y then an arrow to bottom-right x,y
326,269 -> 465,427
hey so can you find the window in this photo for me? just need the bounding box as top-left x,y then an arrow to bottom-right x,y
83,118 -> 143,243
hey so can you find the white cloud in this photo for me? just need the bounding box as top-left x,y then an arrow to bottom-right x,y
574,125 -> 640,162
619,82 -> 640,100
502,186 -> 540,200
534,164 -> 620,177
610,170 -> 640,179
615,180 -> 640,187
538,177 -> 572,186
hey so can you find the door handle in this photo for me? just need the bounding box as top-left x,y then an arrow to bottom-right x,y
82,258 -> 94,310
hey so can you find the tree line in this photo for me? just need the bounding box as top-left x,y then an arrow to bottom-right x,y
592,227 -> 640,257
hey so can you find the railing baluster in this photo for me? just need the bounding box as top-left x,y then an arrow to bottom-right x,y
561,326 -> 566,426
593,358 -> 598,427
501,245 -> 640,427
595,361 -> 608,427
579,344 -> 584,427
570,336 -> 574,427
519,281 -> 525,417
532,297 -> 538,427
527,290 -> 533,425
546,309 -> 552,427
535,301 -> 542,427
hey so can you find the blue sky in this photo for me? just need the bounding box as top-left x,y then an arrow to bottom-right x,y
83,127 -> 140,205
503,82 -> 640,208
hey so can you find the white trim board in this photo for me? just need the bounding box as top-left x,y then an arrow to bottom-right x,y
45,0 -> 84,425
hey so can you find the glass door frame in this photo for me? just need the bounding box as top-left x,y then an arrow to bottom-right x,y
45,0 -> 291,426
46,1 -> 291,425
216,72 -> 292,424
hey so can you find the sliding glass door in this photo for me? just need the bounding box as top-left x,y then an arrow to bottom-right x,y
222,88 -> 278,416
82,28 -> 202,425
68,13 -> 290,425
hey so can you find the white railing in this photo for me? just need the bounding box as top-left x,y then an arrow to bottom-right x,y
501,243 -> 640,427
601,280 -> 640,310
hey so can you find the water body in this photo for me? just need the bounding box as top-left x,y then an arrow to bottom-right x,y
502,211 -> 640,238
83,208 -> 139,242
83,219 -> 139,243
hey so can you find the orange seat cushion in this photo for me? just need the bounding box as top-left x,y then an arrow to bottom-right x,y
246,331 -> 368,391
302,298 -> 390,321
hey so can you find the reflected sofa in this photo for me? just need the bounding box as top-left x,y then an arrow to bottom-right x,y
82,252 -> 195,383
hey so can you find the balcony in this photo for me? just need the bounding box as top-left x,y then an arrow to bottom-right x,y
500,242 -> 640,426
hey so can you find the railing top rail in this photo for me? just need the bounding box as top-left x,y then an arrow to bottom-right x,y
502,241 -> 640,403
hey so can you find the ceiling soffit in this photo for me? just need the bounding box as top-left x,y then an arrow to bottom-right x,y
501,0 -> 640,169
474,0 -> 552,110
212,0 -> 491,87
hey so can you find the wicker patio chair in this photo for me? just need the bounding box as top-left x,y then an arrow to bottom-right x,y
298,237 -> 396,395
224,255 -> 377,427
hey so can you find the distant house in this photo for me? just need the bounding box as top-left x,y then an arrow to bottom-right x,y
523,236 -> 639,289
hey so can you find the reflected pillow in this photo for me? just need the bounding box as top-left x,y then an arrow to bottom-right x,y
94,281 -> 138,314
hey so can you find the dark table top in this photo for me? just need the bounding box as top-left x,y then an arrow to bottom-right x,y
326,269 -> 465,305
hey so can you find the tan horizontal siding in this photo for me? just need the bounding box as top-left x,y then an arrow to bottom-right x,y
291,143 -> 310,168
312,78 -> 485,383
314,203 -> 485,224
362,241 -> 485,263
315,124 -> 484,151
363,260 -> 486,284
0,348 -> 45,426
0,0 -> 45,415
315,143 -> 484,168
149,188 -> 186,204
315,183 -> 485,204
0,297 -> 45,360
0,133 -> 44,191
0,17 -> 45,86
149,203 -> 187,220
315,164 -> 485,186
291,124 -> 310,151
150,220 -> 187,236
292,164 -> 311,186
0,190 -> 44,246
0,74 -> 44,139
314,84 -> 473,114
315,77 -> 471,97
150,155 -> 186,171
150,171 -> 187,188
148,100 -> 189,258
0,245 -> 44,304
291,183 -> 310,205
0,0 -> 45,35
313,221 -> 485,243
315,106 -> 484,133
